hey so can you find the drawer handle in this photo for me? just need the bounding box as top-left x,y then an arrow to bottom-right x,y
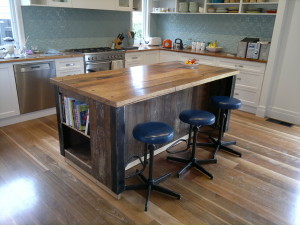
66,63 -> 75,67
237,77 -> 242,80
234,93 -> 239,96
131,57 -> 139,59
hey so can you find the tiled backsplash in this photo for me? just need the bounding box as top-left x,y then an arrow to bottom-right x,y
22,6 -> 131,51
150,14 -> 275,53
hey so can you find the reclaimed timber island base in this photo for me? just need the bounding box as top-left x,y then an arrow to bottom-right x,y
50,61 -> 239,197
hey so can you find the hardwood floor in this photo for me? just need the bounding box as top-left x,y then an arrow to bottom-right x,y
0,111 -> 299,225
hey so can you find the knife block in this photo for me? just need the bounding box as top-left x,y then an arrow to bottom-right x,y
113,38 -> 122,50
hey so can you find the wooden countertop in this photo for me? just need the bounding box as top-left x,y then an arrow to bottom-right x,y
50,61 -> 239,108
125,46 -> 267,63
0,53 -> 84,64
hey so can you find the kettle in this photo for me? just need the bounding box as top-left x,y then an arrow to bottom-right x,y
174,38 -> 183,50
162,39 -> 172,48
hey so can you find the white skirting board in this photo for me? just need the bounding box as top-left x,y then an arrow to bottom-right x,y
125,134 -> 190,170
266,107 -> 300,125
0,108 -> 56,127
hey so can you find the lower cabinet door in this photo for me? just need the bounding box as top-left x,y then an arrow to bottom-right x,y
0,63 -> 20,119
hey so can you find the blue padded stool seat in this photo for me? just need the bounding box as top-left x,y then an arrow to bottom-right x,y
132,122 -> 174,145
211,96 -> 242,110
179,110 -> 215,126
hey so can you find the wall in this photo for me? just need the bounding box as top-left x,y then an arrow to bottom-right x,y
151,14 -> 275,53
21,6 -> 131,51
259,0 -> 300,125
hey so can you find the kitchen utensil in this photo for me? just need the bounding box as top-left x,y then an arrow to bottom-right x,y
174,38 -> 184,50
206,47 -> 223,52
162,39 -> 172,48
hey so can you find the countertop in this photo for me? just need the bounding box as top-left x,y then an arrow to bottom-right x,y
50,61 -> 239,108
125,46 -> 267,63
0,53 -> 84,64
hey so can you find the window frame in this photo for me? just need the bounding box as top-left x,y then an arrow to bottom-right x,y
3,0 -> 26,48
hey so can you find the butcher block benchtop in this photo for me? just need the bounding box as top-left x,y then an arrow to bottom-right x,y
50,61 -> 239,108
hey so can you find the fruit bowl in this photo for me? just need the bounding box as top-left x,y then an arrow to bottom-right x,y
206,47 -> 223,53
181,61 -> 200,69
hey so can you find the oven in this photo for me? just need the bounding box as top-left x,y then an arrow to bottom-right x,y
85,60 -> 111,73
65,48 -> 125,73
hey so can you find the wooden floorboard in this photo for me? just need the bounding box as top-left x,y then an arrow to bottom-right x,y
0,111 -> 299,225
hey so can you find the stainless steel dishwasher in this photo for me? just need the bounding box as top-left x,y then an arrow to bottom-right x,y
14,61 -> 56,114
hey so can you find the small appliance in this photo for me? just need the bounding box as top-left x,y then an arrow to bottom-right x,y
162,39 -> 172,48
148,37 -> 162,46
174,38 -> 184,50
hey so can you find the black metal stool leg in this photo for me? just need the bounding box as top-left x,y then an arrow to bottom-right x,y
168,125 -> 216,178
144,184 -> 152,211
126,143 -> 181,211
206,109 -> 242,159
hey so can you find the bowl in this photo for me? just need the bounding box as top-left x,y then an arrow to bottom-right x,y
206,47 -> 223,53
181,61 -> 200,68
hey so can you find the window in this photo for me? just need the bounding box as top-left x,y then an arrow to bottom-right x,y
0,0 -> 13,46
131,0 -> 148,46
0,0 -> 24,48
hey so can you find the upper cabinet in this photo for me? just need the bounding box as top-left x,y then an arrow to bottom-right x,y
116,0 -> 133,11
72,0 -> 117,11
149,0 -> 279,15
21,0 -> 135,11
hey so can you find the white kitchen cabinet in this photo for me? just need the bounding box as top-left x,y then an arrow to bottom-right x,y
72,0 -> 116,10
125,52 -> 144,68
159,51 -> 179,62
143,51 -> 160,65
0,63 -> 20,119
55,57 -> 84,77
217,58 -> 266,114
116,0 -> 133,11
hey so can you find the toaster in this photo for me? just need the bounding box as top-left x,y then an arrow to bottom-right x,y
148,37 -> 162,46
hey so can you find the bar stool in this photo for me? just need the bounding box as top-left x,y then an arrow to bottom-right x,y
167,110 -> 217,179
125,122 -> 181,211
201,96 -> 242,159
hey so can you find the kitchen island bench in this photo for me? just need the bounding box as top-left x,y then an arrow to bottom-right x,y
50,61 -> 239,196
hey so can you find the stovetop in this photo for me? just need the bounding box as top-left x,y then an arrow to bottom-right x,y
66,47 -> 124,54
65,47 -> 125,61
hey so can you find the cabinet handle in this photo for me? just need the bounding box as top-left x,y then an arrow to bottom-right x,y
234,93 -> 239,96
132,57 -> 138,59
66,63 -> 75,67
237,77 -> 242,80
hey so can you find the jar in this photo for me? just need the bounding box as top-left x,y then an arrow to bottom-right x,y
179,2 -> 189,12
189,2 -> 199,13
185,38 -> 193,49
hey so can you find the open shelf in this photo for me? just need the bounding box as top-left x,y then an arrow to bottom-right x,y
62,122 -> 90,138
149,0 -> 278,15
65,142 -> 92,174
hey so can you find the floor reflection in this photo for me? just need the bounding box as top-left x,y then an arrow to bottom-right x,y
0,178 -> 38,218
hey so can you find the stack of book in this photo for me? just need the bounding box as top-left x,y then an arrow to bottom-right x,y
63,96 -> 90,135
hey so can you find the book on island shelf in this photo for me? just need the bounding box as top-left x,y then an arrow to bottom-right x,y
62,96 -> 90,135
